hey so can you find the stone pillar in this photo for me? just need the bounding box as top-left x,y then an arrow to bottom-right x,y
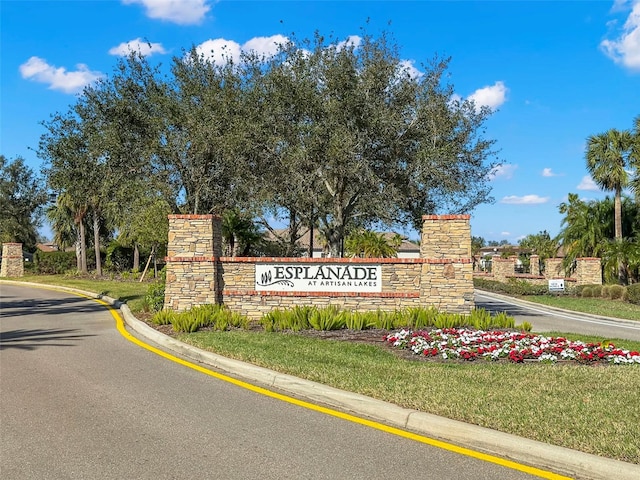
529,255 -> 540,276
420,215 -> 471,259
420,215 -> 473,313
575,258 -> 602,286
1,243 -> 24,277
164,215 -> 222,312
492,257 -> 515,283
544,258 -> 564,279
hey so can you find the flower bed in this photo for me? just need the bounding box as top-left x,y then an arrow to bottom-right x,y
384,328 -> 640,364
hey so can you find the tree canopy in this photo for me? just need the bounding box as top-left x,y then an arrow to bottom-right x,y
38,30 -> 500,261
0,155 -> 48,251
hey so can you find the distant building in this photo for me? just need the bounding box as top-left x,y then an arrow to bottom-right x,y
264,229 -> 420,258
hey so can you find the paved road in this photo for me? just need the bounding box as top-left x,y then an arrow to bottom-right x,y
475,290 -> 640,341
0,284 -> 545,480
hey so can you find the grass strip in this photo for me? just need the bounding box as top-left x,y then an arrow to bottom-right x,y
16,274 -> 151,313
180,330 -> 640,464
519,295 -> 640,321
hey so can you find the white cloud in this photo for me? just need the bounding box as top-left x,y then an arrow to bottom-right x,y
467,81 -> 508,112
600,0 -> 640,71
488,164 -> 517,180
397,59 -> 423,80
109,38 -> 167,57
194,35 -> 290,64
500,195 -> 550,205
242,35 -> 289,58
577,175 -> 600,191
501,231 -> 511,236
336,35 -> 362,52
195,38 -> 243,64
19,56 -> 102,93
542,167 -> 562,177
123,0 -> 210,25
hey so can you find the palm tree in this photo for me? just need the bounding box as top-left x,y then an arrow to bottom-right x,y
556,194 -> 608,272
586,129 -> 633,240
586,129 -> 634,283
46,192 -> 89,273
631,115 -> 640,200
345,230 -> 399,258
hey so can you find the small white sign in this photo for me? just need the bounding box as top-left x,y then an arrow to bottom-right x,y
255,263 -> 382,293
548,279 -> 565,292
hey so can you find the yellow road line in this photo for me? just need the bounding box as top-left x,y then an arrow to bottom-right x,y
9,282 -> 573,480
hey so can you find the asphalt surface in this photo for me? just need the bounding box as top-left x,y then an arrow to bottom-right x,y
2,281 -> 640,480
1,283 -> 545,480
475,290 -> 640,341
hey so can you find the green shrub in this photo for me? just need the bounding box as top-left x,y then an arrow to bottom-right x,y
261,308 -> 291,332
581,287 -> 594,298
144,281 -> 165,312
470,308 -> 492,330
308,306 -> 346,331
105,241 -> 134,272
492,311 -> 515,329
473,277 -> 548,296
405,307 -> 438,329
626,284 -> 640,305
609,284 -> 625,300
590,285 -> 603,297
517,321 -> 533,332
600,285 -> 610,298
345,312 -> 371,330
434,312 -> 462,329
151,310 -> 176,326
34,250 -> 77,274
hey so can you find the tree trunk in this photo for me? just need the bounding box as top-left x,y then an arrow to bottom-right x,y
615,189 -> 625,284
133,243 -> 140,271
78,220 -> 87,274
93,210 -> 102,276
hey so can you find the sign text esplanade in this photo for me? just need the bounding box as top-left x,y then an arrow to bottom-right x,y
255,263 -> 382,292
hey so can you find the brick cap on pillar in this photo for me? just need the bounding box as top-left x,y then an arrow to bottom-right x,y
168,214 -> 222,220
422,214 -> 471,220
2,242 -> 23,246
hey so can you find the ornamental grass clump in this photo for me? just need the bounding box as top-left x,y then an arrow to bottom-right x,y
384,328 -> 640,364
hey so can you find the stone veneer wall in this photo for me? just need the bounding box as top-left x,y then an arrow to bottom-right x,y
545,258 -> 564,279
491,258 -> 515,283
164,214 -> 474,319
1,243 -> 24,277
164,215 -> 223,312
475,256 -> 601,287
574,258 -> 602,285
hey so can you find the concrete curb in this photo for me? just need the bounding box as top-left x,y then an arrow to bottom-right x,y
3,279 -> 640,479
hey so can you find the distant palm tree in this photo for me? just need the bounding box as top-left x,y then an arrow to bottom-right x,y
631,115 -> 640,199
586,129 -> 633,240
586,128 -> 634,283
556,194 -> 608,272
345,230 -> 399,258
47,192 -> 89,273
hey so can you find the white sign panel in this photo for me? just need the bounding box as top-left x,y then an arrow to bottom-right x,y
255,264 -> 382,293
548,279 -> 565,292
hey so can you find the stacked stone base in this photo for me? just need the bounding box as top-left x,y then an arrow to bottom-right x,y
164,215 -> 475,320
1,243 -> 24,277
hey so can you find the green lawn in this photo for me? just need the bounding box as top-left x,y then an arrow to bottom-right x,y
5,275 -> 640,464
517,295 -> 640,321
15,274 -> 152,313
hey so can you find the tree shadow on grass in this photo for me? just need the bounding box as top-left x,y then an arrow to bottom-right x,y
0,328 -> 96,351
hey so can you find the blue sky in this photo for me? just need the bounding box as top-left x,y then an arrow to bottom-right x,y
1,0 -> 639,243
